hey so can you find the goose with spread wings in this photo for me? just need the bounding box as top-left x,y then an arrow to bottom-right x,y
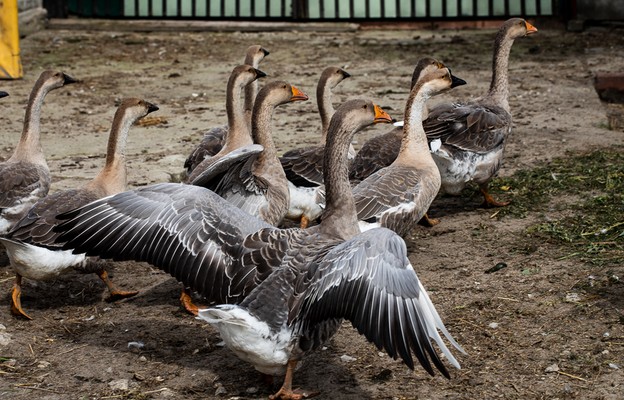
55,99 -> 463,399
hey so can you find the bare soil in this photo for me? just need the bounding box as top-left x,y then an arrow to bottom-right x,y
1,20 -> 623,400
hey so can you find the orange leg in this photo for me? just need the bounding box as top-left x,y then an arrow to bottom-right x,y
299,216 -> 310,229
180,288 -> 199,316
418,213 -> 440,227
97,270 -> 139,302
269,360 -> 318,400
10,274 -> 32,320
480,184 -> 510,208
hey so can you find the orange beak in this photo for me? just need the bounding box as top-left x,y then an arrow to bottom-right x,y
373,104 -> 392,124
290,85 -> 309,102
525,21 -> 538,35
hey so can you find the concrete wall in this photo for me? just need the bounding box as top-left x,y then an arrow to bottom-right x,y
18,0 -> 47,37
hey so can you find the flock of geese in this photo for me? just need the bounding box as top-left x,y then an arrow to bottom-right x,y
0,18 -> 537,399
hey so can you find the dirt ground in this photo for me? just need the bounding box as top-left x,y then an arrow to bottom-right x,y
1,18 -> 623,400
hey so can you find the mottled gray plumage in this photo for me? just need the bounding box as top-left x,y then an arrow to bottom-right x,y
55,100 -> 461,395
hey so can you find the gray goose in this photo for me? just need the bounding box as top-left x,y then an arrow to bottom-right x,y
424,18 -> 537,207
191,81 -> 309,225
353,66 -> 466,238
183,81 -> 308,314
348,57 -> 442,182
55,99 -> 463,399
186,64 -> 267,183
184,46 -> 270,174
0,70 -> 77,234
279,66 -> 351,188
1,98 -> 158,319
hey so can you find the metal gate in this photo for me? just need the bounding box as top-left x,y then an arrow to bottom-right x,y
46,0 -> 562,20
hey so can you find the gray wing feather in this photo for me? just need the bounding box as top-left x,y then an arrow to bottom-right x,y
191,144 -> 263,188
292,229 -> 463,377
55,182 -> 275,304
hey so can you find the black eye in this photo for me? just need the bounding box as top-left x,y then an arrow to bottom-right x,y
362,104 -> 368,109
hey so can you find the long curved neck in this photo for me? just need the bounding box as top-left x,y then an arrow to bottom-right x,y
317,80 -> 334,142
88,108 -> 133,195
223,77 -> 250,149
251,98 -> 279,162
10,79 -> 50,163
320,116 -> 360,240
244,55 -> 261,125
396,82 -> 431,163
486,30 -> 514,111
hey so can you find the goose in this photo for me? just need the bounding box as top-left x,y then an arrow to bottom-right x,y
190,81 -> 309,225
424,18 -> 537,207
279,66 -> 351,188
0,91 -> 8,99
348,57 -> 442,183
54,99 -> 463,399
183,81 -> 308,314
353,66 -> 466,237
184,46 -> 270,174
186,65 -> 267,183
0,70 -> 77,235
0,98 -> 158,319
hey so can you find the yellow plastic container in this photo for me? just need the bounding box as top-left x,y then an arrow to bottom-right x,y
0,0 -> 24,79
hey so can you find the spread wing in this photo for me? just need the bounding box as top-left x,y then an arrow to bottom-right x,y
280,145 -> 325,187
54,182 -> 282,304
424,102 -> 511,153
7,189 -> 99,248
291,228 -> 464,377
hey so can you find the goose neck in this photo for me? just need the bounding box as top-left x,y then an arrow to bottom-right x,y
12,79 -> 50,161
320,118 -> 360,240
397,85 -> 430,161
487,31 -> 514,111
317,82 -> 334,142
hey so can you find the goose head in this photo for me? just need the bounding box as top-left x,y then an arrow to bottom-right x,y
502,18 -> 538,40
410,57 -> 447,90
232,64 -> 267,89
244,44 -> 270,66
118,98 -> 159,123
416,65 -> 466,97
256,80 -> 309,108
321,66 -> 351,91
0,91 -> 8,99
37,70 -> 78,92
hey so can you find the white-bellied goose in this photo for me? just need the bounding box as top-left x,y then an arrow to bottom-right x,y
424,18 -> 537,207
0,70 -> 77,234
1,98 -> 158,319
54,99 -> 463,399
184,46 -> 270,174
279,66 -> 351,188
185,64 -> 267,183
353,66 -> 466,237
349,57 -> 442,183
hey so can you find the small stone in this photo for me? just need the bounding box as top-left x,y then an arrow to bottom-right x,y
340,354 -> 356,363
0,332 -> 11,346
565,293 -> 581,303
37,361 -> 51,369
488,322 -> 499,329
246,386 -> 259,394
214,383 -> 227,396
109,378 -> 130,391
603,332 -> 610,338
608,363 -> 620,370
545,364 -> 559,373
138,356 -> 147,362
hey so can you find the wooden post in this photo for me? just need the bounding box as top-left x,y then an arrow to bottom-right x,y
0,0 -> 23,79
